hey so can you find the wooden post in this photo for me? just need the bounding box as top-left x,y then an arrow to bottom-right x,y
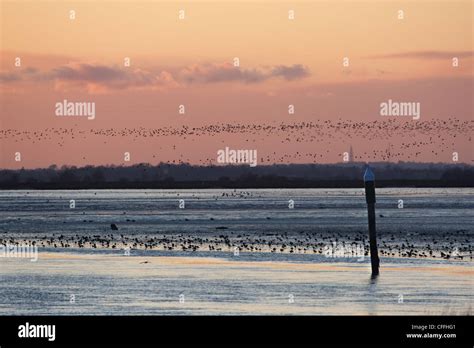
364,166 -> 380,277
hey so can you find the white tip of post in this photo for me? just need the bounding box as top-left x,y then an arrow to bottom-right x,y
364,166 -> 375,182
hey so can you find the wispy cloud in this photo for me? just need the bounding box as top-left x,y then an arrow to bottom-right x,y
51,64 -> 127,82
0,61 -> 310,92
179,63 -> 266,84
0,72 -> 21,82
179,63 -> 310,84
49,63 -> 177,92
270,64 -> 310,80
367,50 -> 474,60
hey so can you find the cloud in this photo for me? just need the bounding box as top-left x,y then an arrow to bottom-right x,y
179,63 -> 265,84
51,64 -> 127,82
0,61 -> 310,92
23,67 -> 39,74
49,63 -> 178,92
0,72 -> 21,82
367,50 -> 474,60
179,63 -> 310,84
270,64 -> 311,80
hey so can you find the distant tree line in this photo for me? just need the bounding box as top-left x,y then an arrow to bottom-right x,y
0,162 -> 472,189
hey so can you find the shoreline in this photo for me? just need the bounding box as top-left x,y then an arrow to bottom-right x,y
2,246 -> 472,265
2,179 -> 474,190
2,230 -> 472,262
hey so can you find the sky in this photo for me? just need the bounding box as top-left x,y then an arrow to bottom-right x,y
1,0 -> 473,169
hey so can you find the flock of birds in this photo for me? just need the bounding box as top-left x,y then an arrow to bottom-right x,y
1,118 -> 471,260
1,117 -> 472,164
1,228 -> 471,261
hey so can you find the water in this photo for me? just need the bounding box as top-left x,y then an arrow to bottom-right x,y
0,188 -> 472,315
1,188 -> 473,236
0,250 -> 472,315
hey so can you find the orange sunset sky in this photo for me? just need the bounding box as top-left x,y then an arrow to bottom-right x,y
1,0 -> 473,169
